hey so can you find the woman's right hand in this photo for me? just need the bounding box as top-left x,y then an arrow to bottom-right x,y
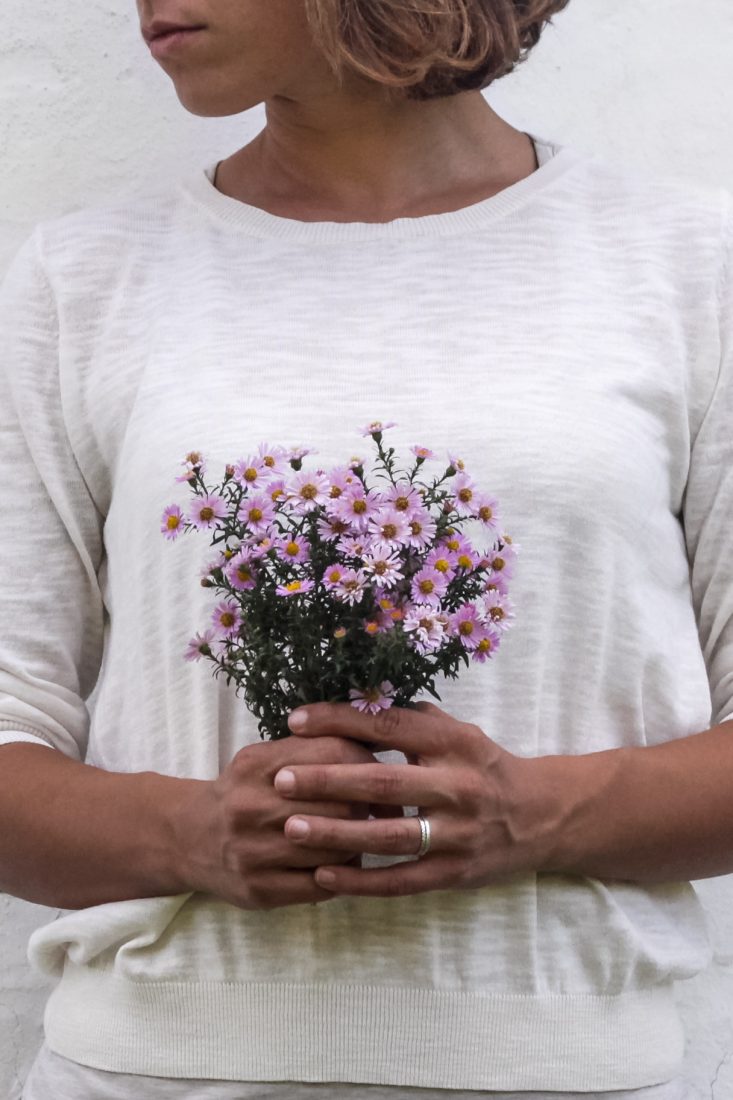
171,735 -> 381,910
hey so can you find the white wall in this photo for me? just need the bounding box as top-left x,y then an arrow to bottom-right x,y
1,1 -> 732,1096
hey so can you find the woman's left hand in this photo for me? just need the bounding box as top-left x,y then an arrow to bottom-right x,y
274,700 -> 563,897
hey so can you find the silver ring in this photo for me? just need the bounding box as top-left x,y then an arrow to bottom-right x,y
416,815 -> 431,858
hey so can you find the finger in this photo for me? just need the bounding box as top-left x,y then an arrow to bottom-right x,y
247,869 -> 339,908
285,813 -> 435,857
312,854 -> 459,897
287,700 -> 449,756
274,762 -> 444,807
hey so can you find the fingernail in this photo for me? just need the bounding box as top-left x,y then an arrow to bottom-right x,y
288,818 -> 309,838
288,709 -> 308,731
274,768 -> 296,793
317,869 -> 336,888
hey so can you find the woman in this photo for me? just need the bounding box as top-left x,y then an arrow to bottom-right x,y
2,1 -> 730,1097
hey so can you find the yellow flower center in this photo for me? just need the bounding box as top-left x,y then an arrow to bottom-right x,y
374,561 -> 387,574
220,612 -> 235,627
419,579 -> 435,594
285,541 -> 299,557
352,499 -> 367,514
493,557 -> 505,571
249,507 -> 263,522
330,486 -> 343,498
458,488 -> 473,503
365,621 -> 379,635
458,554 -> 472,569
286,580 -> 303,592
477,637 -> 492,653
394,497 -> 409,510
200,507 -> 214,521
478,505 -> 493,521
459,620 -> 474,636
300,484 -> 317,500
382,523 -> 397,539
433,558 -> 450,573
237,565 -> 253,582
166,515 -> 180,530
244,467 -> 258,483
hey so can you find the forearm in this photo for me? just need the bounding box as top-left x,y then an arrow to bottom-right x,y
533,719 -> 733,884
0,744 -> 203,909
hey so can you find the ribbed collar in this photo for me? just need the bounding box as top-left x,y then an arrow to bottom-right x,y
177,131 -> 585,242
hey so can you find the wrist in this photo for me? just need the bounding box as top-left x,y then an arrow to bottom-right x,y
150,771 -> 212,896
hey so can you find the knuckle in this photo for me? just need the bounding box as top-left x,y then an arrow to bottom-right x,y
372,769 -> 403,800
383,824 -> 410,852
372,705 -> 403,739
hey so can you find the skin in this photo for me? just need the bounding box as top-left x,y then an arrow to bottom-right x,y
136,0 -> 539,223
138,1 -> 551,901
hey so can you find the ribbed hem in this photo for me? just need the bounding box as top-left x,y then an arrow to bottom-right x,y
43,961 -> 685,1090
176,133 -> 586,242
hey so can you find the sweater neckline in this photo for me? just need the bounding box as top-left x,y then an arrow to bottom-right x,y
177,131 -> 584,242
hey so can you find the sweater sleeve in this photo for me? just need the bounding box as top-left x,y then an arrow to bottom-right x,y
681,190 -> 733,729
0,227 -> 106,759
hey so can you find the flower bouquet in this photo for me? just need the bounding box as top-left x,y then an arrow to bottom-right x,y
160,420 -> 517,740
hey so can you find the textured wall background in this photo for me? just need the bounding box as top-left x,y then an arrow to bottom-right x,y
1,0 -> 732,1097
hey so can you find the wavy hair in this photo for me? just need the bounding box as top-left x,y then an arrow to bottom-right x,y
303,0 -> 571,101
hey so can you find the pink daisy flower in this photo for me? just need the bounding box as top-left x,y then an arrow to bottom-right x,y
211,599 -> 243,639
367,505 -> 411,550
448,604 -> 485,650
233,455 -> 268,491
349,681 -> 396,715
410,444 -> 434,461
332,567 -> 368,606
359,420 -> 397,438
480,589 -> 515,631
237,493 -> 276,534
424,545 -> 458,579
248,535 -> 276,559
175,450 -> 207,483
337,533 -> 369,559
405,508 -> 437,552
332,485 -> 382,532
449,472 -> 480,518
256,442 -> 289,477
288,446 -> 318,467
384,479 -> 424,518
184,627 -> 220,662
410,565 -> 449,608
470,626 -> 503,663
402,605 -> 448,655
482,543 -> 518,580
276,578 -> 315,597
361,543 -> 404,589
188,493 -> 228,531
322,562 -> 348,590
473,492 -> 502,537
317,513 -> 353,541
161,503 -> 186,541
225,550 -> 258,591
483,573 -> 511,598
286,469 -> 331,513
276,535 -> 309,565
323,464 -> 362,503
264,478 -> 289,506
447,451 -> 469,474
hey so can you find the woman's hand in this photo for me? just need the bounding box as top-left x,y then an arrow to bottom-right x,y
174,734 -> 395,910
275,701 -> 563,897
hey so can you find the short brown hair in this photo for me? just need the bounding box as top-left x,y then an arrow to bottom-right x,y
303,0 -> 571,101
